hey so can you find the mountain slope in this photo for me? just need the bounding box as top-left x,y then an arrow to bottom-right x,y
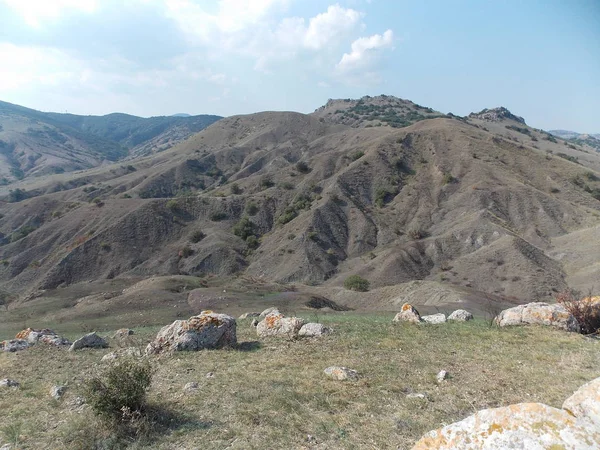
0,99 -> 599,309
0,100 -> 222,182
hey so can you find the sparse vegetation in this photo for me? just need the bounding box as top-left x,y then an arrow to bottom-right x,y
210,212 -> 227,221
189,230 -> 206,243
442,173 -> 457,185
245,202 -> 259,216
407,227 -> 427,240
556,290 -> 600,335
557,153 -> 579,164
179,246 -> 194,258
343,275 -> 370,292
230,183 -> 243,195
295,161 -> 311,174
350,151 -> 364,161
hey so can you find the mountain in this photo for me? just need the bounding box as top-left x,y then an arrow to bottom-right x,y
549,129 -> 600,152
0,100 -> 222,183
0,97 -> 598,318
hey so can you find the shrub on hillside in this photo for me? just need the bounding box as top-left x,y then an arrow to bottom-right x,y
295,161 -> 311,174
245,202 -> 259,216
556,290 -> 600,335
230,183 -> 243,195
189,230 -> 206,243
344,275 -> 370,292
84,358 -> 153,425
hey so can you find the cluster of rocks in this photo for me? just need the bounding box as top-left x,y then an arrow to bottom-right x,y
1,328 -> 72,352
412,376 -> 600,449
393,304 -> 473,324
254,307 -> 332,339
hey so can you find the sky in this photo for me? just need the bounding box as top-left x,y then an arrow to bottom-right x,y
0,0 -> 598,132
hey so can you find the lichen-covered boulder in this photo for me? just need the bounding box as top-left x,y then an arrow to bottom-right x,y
422,313 -> 446,324
15,328 -> 71,347
324,366 -> 359,381
447,309 -> 474,322
563,376 -> 600,428
146,311 -> 236,354
256,311 -> 305,339
299,323 -> 332,337
393,303 -> 422,323
69,332 -> 109,351
412,376 -> 600,449
1,339 -> 30,352
494,302 -> 580,332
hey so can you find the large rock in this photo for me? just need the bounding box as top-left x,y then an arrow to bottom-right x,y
495,302 -> 580,332
299,323 -> 332,337
422,313 -> 446,324
259,307 -> 280,318
393,303 -> 422,323
14,328 -> 71,347
447,309 -> 473,322
256,311 -> 305,339
1,339 -> 29,352
69,332 -> 109,351
146,311 -> 236,354
412,376 -> 600,449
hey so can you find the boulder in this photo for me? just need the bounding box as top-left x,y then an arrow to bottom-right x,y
146,311 -> 236,354
259,307 -> 280,318
0,379 -> 19,388
239,312 -> 261,319
393,303 -> 422,323
412,376 -> 600,449
256,311 -> 305,339
494,302 -> 580,332
422,313 -> 447,324
299,323 -> 332,337
563,376 -> 600,428
50,385 -> 67,400
324,366 -> 359,381
447,309 -> 473,322
1,339 -> 29,352
13,328 -> 71,347
69,332 -> 109,351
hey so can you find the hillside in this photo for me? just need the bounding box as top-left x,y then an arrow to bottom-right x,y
0,101 -> 221,183
549,129 -> 600,152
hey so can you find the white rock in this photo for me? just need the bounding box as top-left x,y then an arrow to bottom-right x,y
436,370 -> 448,383
494,302 -> 579,332
299,323 -> 332,337
50,385 -> 67,400
447,309 -> 474,322
422,313 -> 447,324
0,379 -> 19,388
256,312 -> 305,339
184,382 -> 199,391
324,366 -> 359,381
259,307 -> 280,318
393,304 -> 422,323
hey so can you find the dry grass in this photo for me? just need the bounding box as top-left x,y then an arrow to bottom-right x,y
1,313 -> 599,449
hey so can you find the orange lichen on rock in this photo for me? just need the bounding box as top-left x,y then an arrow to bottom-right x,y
402,303 -> 413,312
15,328 -> 34,339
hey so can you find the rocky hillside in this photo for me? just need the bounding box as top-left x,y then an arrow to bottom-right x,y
0,98 -> 599,310
549,129 -> 600,152
0,100 -> 222,183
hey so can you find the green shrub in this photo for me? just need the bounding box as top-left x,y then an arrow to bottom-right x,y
344,275 -> 370,292
232,216 -> 256,241
442,173 -> 457,185
100,242 -> 111,251
189,230 -> 206,243
84,358 -> 153,423
279,182 -> 294,190
260,176 -> 274,189
165,199 -> 179,211
210,212 -> 227,221
295,161 -> 311,174
230,183 -> 243,195
408,227 -> 427,240
245,202 -> 259,216
179,246 -> 194,258
350,151 -> 364,161
374,187 -> 395,207
7,189 -> 27,203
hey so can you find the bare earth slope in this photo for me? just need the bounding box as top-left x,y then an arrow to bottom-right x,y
0,97 -> 599,317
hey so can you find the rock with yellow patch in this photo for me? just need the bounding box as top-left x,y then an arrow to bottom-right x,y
563,376 -> 600,428
324,366 -> 359,381
146,311 -> 236,354
256,312 -> 305,339
393,303 -> 422,323
494,302 -> 580,332
15,328 -> 71,347
412,402 -> 600,449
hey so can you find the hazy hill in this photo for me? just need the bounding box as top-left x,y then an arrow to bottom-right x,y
0,100 -> 221,183
549,129 -> 600,152
0,97 -> 598,315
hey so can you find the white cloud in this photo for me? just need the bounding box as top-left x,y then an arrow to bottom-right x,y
337,29 -> 394,72
1,0 -> 97,27
303,4 -> 362,50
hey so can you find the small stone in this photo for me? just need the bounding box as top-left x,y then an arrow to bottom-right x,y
101,352 -> 118,362
206,372 -> 214,378
324,366 -> 359,381
299,323 -> 332,337
112,328 -> 135,340
68,396 -> 86,409
69,332 -> 109,351
407,393 -> 429,400
1,444 -> 12,450
436,370 -> 448,383
50,385 -> 67,400
184,382 -> 199,391
447,309 -> 474,322
422,313 -> 447,324
393,303 -> 422,323
0,379 -> 19,388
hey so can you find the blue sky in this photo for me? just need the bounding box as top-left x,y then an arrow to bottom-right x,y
0,0 -> 598,132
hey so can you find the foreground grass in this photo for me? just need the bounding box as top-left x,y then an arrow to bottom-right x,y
1,314 -> 599,449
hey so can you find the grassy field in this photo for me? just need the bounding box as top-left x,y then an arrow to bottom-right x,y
1,313 -> 599,449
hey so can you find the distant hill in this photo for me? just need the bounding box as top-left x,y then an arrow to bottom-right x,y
549,130 -> 600,152
0,101 -> 222,183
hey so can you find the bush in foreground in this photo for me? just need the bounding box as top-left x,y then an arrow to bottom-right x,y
344,275 -> 370,292
556,290 -> 600,335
